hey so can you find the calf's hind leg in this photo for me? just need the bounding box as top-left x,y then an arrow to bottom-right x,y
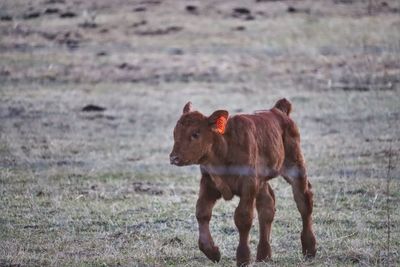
282,162 -> 316,257
255,182 -> 275,262
196,175 -> 222,262
282,128 -> 316,257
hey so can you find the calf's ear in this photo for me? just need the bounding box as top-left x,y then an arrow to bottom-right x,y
183,101 -> 193,113
208,110 -> 229,134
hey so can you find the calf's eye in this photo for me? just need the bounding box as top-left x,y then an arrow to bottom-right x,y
191,131 -> 200,140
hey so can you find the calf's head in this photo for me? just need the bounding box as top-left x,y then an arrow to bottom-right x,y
170,102 -> 229,166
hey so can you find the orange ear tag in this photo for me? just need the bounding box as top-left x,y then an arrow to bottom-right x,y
216,116 -> 227,134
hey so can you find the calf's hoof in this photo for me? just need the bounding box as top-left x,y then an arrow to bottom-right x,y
236,244 -> 251,266
303,248 -> 316,259
301,231 -> 316,258
256,242 -> 272,262
199,244 -> 221,263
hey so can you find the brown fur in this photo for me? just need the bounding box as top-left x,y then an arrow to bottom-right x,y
170,99 -> 316,266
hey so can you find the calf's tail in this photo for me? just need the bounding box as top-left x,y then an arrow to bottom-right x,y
274,98 -> 292,116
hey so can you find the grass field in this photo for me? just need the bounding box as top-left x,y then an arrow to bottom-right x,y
1,0 -> 399,266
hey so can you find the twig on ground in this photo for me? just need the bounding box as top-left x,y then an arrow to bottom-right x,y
330,232 -> 358,242
385,146 -> 392,266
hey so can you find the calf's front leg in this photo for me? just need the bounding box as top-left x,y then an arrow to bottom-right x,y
234,189 -> 256,266
196,175 -> 221,262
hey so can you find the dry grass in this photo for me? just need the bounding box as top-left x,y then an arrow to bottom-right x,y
1,0 -> 400,266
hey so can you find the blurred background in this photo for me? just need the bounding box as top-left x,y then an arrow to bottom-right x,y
1,0 -> 399,266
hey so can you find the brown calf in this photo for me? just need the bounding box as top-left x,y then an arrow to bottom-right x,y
170,99 -> 316,266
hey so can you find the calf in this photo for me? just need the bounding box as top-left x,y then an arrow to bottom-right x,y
169,99 -> 316,266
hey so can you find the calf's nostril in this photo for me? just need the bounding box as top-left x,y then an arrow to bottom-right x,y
170,155 -> 180,164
